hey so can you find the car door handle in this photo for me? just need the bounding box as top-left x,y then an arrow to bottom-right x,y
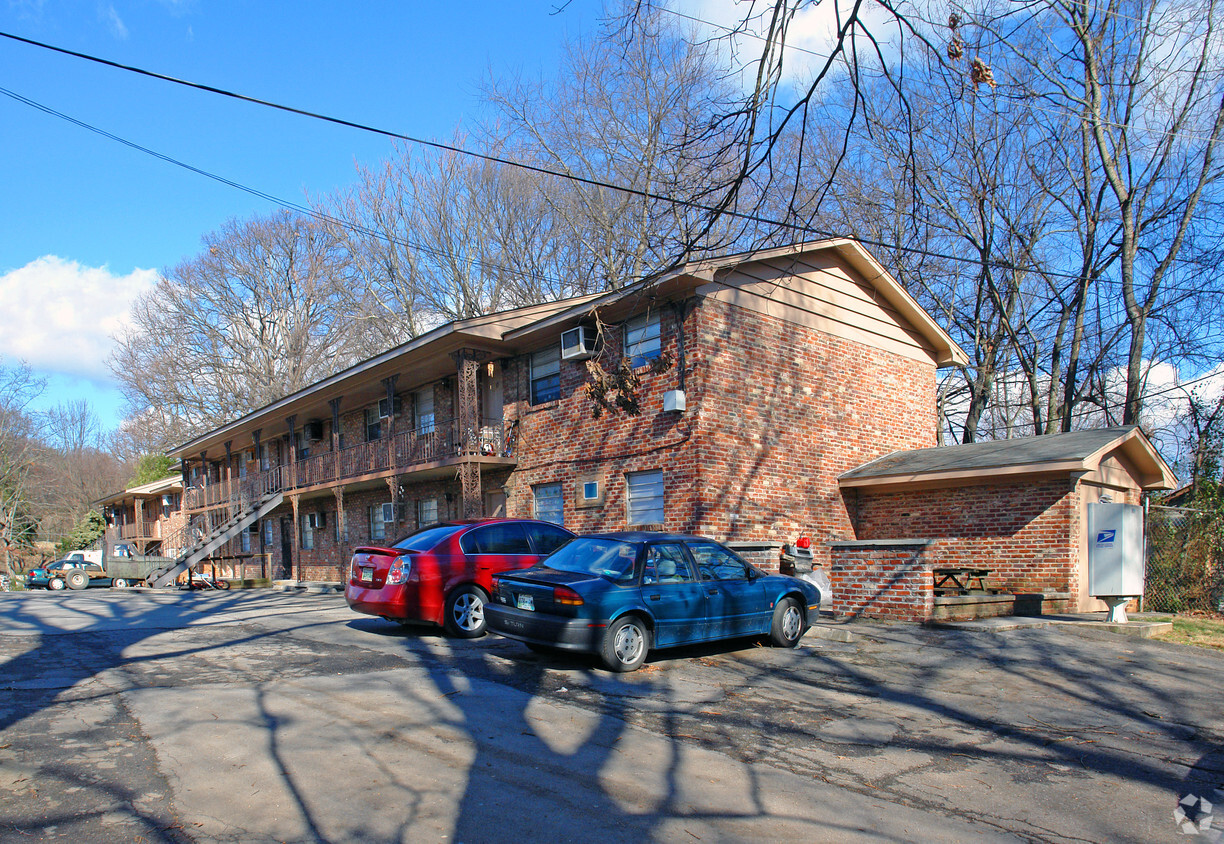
648,594 -> 661,601
705,588 -> 718,596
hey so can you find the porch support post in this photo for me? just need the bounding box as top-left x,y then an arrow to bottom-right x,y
285,415 -> 297,491
224,440 -> 235,520
386,476 -> 401,530
290,493 -> 301,583
382,376 -> 399,474
329,396 -> 343,485
333,486 -> 346,580
451,349 -> 490,519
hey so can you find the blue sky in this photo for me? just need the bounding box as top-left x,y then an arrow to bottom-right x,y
0,1 -> 605,432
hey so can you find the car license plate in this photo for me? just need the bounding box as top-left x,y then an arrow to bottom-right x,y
516,594 -> 534,611
362,567 -> 373,581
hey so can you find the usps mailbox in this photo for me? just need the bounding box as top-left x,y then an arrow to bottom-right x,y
1087,503 -> 1144,621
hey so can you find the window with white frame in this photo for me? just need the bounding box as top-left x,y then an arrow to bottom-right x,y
302,518 -> 315,551
418,498 -> 438,527
533,482 -> 564,526
369,505 -> 387,542
627,469 -> 665,526
259,443 -> 272,471
240,526 -> 251,553
624,312 -> 661,368
415,387 -> 435,434
531,344 -> 561,404
263,520 -> 274,546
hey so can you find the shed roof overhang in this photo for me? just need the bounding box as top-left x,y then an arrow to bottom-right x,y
839,426 -> 1178,493
95,474 -> 184,507
167,295 -> 600,461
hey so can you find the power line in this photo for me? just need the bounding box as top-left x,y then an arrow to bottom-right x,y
0,85 -> 576,289
0,27 -> 1132,287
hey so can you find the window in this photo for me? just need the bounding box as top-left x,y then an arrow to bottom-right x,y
369,505 -> 387,542
627,469 -> 664,526
259,443 -> 272,471
533,482 -> 564,526
365,407 -> 382,442
415,388 -> 435,434
240,529 -> 251,553
624,312 -> 661,367
418,498 -> 438,528
688,541 -> 752,581
302,518 -> 315,551
524,522 -> 574,554
460,522 -> 532,555
263,520 -> 274,546
531,344 -> 561,404
642,543 -> 696,585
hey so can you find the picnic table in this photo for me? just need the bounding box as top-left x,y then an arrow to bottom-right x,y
933,567 -> 994,595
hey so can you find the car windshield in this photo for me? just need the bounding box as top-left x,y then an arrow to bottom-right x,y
540,537 -> 639,583
392,524 -> 464,552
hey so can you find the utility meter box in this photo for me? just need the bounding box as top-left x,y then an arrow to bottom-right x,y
1087,503 -> 1145,596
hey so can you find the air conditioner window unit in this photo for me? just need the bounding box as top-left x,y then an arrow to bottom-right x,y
378,396 -> 403,418
304,419 -> 324,441
307,512 -> 327,529
560,325 -> 599,361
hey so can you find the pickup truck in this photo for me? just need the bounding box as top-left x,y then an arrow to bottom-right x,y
46,560 -> 119,590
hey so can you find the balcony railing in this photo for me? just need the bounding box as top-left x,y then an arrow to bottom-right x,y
184,417 -> 511,512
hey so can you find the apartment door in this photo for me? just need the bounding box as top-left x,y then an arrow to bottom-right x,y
484,491 -> 506,518
278,517 -> 293,580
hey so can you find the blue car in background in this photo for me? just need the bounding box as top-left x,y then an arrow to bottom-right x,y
485,532 -> 821,672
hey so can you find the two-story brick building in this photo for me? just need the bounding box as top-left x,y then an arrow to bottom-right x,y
161,238 -> 1175,619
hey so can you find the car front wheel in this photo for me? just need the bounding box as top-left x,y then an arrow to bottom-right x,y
601,615 -> 650,672
770,597 -> 804,648
443,585 -> 487,638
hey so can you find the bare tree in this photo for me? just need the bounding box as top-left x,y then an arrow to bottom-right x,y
110,212 -> 376,450
0,360 -> 44,575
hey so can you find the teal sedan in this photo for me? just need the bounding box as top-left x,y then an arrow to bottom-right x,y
486,532 -> 821,672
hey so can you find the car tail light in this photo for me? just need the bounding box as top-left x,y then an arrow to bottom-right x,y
350,560 -> 362,581
553,585 -> 584,606
386,555 -> 411,585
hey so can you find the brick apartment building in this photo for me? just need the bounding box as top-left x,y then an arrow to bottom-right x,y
160,238 -> 1175,619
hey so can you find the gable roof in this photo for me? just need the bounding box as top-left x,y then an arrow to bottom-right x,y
840,426 -> 1178,491
505,239 -> 968,368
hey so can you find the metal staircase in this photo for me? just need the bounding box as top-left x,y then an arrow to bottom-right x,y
147,489 -> 284,588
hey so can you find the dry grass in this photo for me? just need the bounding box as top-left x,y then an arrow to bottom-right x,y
1149,613 -> 1224,651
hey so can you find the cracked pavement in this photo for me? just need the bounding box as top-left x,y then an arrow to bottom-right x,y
1,589 -> 1221,842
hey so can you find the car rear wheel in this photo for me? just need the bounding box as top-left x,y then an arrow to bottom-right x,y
48,577 -> 65,591
66,570 -> 89,590
601,615 -> 650,672
443,585 -> 487,638
770,597 -> 804,648
112,579 -> 128,589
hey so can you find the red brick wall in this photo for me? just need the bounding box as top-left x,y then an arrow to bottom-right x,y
501,296 -> 938,555
830,542 -> 935,621
848,479 -> 1080,597
687,297 -> 936,563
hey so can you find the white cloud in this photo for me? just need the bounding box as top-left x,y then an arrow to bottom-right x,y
672,0 -> 905,89
102,3 -> 129,39
0,256 -> 158,382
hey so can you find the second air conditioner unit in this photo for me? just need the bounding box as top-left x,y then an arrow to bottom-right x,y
560,325 -> 599,361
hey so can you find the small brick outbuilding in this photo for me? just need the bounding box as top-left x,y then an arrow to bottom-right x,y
831,426 -> 1177,621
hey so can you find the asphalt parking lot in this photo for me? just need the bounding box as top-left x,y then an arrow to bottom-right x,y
0,589 -> 1221,843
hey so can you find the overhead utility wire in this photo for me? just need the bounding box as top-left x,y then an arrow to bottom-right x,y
0,85 -> 568,288
0,28 -> 1106,286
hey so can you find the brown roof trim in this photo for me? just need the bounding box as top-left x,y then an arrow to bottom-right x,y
840,426 -> 1178,492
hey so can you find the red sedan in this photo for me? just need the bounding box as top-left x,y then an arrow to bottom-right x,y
344,519 -> 575,637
